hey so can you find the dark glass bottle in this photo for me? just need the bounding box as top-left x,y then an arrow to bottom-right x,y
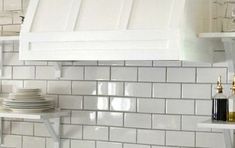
212,76 -> 228,121
227,76 -> 235,122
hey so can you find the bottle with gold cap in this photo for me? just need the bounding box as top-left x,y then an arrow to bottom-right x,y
212,76 -> 228,121
227,75 -> 235,122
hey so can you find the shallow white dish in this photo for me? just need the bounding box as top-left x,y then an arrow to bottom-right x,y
9,108 -> 53,113
15,88 -> 41,93
3,102 -> 52,107
3,98 -> 49,102
3,105 -> 53,109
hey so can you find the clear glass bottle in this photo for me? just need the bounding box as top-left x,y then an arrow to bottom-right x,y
228,76 -> 235,122
212,76 -> 228,121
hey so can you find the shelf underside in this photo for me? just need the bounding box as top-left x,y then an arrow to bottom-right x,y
0,109 -> 70,119
198,120 -> 235,130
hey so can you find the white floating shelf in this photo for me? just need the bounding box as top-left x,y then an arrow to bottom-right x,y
0,109 -> 70,148
0,109 -> 69,120
198,119 -> 235,130
198,120 -> 235,148
198,32 -> 235,38
0,36 -> 19,41
198,32 -> 235,82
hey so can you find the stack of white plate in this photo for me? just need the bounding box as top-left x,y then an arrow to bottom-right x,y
3,88 -> 54,113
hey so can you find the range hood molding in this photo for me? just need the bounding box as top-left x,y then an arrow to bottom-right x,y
19,0 -> 212,61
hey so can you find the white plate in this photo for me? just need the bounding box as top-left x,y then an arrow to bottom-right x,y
8,96 -> 44,100
9,92 -> 41,96
3,98 -> 49,102
15,88 -> 41,93
3,105 -> 53,109
10,108 -> 53,113
3,102 -> 53,107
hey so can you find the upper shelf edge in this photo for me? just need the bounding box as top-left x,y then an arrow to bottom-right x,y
198,32 -> 235,38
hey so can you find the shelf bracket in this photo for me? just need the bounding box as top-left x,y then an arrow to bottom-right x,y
221,38 -> 235,81
42,117 -> 61,148
224,129 -> 233,148
54,62 -> 62,79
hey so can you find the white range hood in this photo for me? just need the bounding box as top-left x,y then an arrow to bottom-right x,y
19,0 -> 213,61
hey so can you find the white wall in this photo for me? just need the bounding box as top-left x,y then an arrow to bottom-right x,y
0,0 -> 230,148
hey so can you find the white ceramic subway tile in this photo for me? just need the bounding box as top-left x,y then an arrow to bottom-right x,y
137,98 -> 165,113
34,123 -> 50,137
110,127 -> 136,143
138,68 -> 166,82
84,96 -> 109,110
71,140 -> 95,148
125,83 -> 151,97
36,66 -> 55,79
110,97 -> 136,112
123,144 -> 150,148
197,68 -> 227,83
0,67 -> 12,79
59,95 -> 83,109
213,51 -> 227,67
152,114 -> 181,130
111,67 -> 137,81
47,81 -> 71,94
137,129 -> 165,145
24,80 -> 47,94
98,61 -> 124,66
98,82 -> 123,96
0,0 -> 2,11
3,53 -> 24,65
97,112 -> 123,126
3,121 -> 11,134
4,0 -> 21,10
3,41 -> 14,51
73,61 -> 98,66
3,25 -> 20,35
24,61 -> 47,65
195,100 -> 212,115
153,83 -> 181,98
13,66 -> 35,79
196,132 -> 225,148
153,60 -> 181,67
124,113 -> 151,128
166,131 -> 195,147
2,80 -> 23,93
72,81 -> 96,95
151,146 -> 178,148
61,66 -> 83,80
182,61 -> 211,67
125,60 -> 152,66
182,115 -> 211,131
62,124 -> 82,139
71,111 -> 96,125
85,67 -> 110,80
46,138 -> 70,148
182,84 -> 211,99
167,68 -> 195,83
3,135 -> 22,148
166,99 -> 194,114
23,136 -> 45,148
0,17 -> 13,26
11,122 -> 33,136
97,141 -> 122,148
83,126 -> 108,140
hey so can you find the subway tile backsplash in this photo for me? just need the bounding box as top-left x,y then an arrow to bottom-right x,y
0,50 -> 229,148
0,0 -> 229,147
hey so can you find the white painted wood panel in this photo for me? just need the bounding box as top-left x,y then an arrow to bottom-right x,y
31,0 -> 72,32
75,0 -> 123,30
19,0 -> 213,61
